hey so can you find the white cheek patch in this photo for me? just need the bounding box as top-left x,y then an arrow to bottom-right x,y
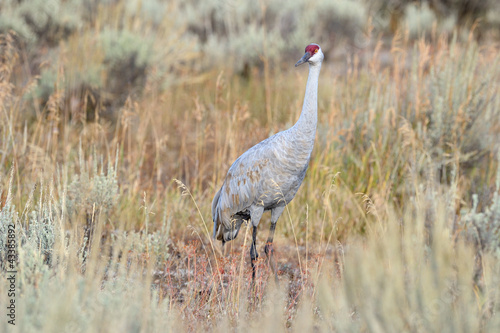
309,52 -> 320,62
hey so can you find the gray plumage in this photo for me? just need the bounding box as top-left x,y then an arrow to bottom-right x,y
212,43 -> 324,279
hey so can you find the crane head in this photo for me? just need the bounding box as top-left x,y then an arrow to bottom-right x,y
295,43 -> 324,67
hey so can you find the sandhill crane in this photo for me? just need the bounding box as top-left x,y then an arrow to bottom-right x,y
212,43 -> 324,280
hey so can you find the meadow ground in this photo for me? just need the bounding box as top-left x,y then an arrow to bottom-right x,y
1,1 -> 500,331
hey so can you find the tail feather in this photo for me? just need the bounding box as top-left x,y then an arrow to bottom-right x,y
212,188 -> 222,239
212,187 -> 247,242
222,215 -> 245,241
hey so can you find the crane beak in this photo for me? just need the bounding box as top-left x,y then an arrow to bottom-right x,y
295,52 -> 311,67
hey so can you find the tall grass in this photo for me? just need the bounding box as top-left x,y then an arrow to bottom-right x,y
1,0 -> 500,331
1,164 -> 500,331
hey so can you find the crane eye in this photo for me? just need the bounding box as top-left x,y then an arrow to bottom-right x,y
314,49 -> 318,54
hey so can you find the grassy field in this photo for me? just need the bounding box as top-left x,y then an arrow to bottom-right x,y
1,0 -> 500,332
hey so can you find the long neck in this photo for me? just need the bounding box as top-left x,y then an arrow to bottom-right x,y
292,62 -> 322,137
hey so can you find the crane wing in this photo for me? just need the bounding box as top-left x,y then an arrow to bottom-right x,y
212,138 -> 276,240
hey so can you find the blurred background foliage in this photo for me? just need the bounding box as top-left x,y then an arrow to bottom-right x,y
0,0 -> 498,236
1,0 -> 500,330
1,0 -> 499,113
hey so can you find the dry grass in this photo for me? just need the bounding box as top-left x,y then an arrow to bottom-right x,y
0,1 -> 500,331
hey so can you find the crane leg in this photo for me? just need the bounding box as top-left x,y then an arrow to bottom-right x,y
221,239 -> 227,256
265,206 -> 285,282
250,225 -> 259,281
264,224 -> 278,282
249,206 -> 264,282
